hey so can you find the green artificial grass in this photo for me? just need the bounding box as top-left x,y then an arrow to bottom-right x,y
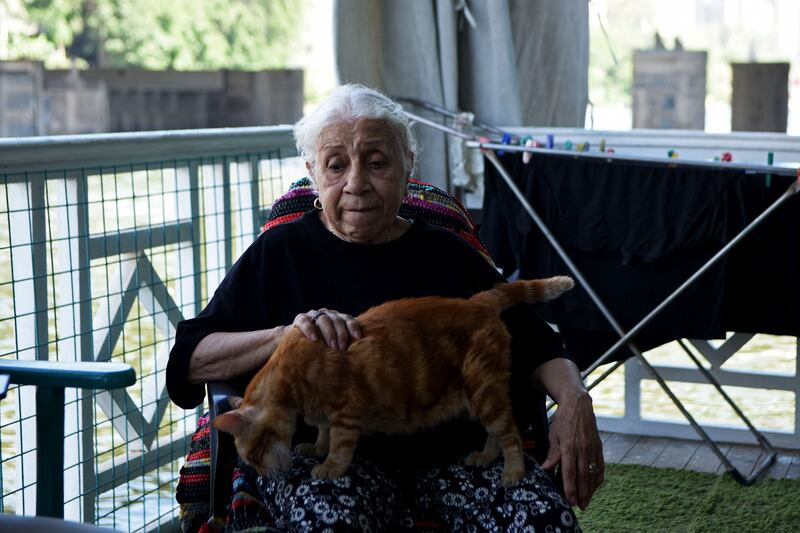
575,464 -> 800,532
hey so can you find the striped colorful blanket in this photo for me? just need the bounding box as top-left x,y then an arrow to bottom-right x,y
262,177 -> 494,266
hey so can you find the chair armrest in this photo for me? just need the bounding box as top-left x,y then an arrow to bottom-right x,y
206,380 -> 243,519
0,359 -> 135,390
0,373 -> 9,400
207,380 -> 241,419
0,359 -> 136,519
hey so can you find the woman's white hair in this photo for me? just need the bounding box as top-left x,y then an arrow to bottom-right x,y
293,84 -> 419,176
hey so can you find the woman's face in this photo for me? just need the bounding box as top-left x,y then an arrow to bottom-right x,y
310,118 -> 408,244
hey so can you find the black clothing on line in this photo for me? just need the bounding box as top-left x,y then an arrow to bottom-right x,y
167,209 -> 571,467
481,152 -> 800,370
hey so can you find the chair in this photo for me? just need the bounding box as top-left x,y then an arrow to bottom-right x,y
206,381 -> 240,526
182,178 -> 555,527
0,358 -> 134,531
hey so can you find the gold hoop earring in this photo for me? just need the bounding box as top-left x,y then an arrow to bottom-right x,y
313,197 -> 323,210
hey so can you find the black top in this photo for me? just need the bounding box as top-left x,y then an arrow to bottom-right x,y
482,152 -> 800,369
167,209 -> 569,466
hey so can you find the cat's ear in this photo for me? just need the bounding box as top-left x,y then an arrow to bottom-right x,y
213,409 -> 248,436
228,395 -> 244,409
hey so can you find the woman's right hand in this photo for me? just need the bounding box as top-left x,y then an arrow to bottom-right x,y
292,308 -> 363,351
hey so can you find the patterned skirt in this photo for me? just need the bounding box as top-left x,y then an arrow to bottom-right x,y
178,415 -> 581,532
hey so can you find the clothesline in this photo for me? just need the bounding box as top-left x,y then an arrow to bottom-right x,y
468,140 -> 800,177
394,97 -> 510,140
402,109 -> 800,177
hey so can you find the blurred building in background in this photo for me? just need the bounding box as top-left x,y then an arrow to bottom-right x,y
0,60 -> 303,137
632,42 -> 707,130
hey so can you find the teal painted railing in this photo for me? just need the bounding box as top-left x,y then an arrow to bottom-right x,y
0,359 -> 136,518
0,127 -> 299,531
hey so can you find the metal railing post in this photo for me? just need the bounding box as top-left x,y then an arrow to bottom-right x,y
35,385 -> 65,518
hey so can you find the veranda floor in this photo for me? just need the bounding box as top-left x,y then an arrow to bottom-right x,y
600,431 -> 800,480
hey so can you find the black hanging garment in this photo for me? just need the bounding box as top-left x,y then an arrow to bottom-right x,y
481,152 -> 800,370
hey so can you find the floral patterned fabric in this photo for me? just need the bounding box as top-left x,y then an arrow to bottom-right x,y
224,453 -> 581,533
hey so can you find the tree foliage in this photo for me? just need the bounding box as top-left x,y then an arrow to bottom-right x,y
589,0 -> 657,107
2,0 -> 305,69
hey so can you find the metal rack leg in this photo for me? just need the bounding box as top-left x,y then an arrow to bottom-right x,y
574,340 -> 778,484
675,340 -> 777,484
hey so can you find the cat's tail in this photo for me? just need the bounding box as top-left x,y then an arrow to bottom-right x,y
470,276 -> 575,312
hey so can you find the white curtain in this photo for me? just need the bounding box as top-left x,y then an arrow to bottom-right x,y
335,0 -> 589,190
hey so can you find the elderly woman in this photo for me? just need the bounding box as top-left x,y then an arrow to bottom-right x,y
167,84 -> 603,532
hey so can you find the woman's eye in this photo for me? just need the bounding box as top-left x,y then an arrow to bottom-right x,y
369,159 -> 386,169
327,161 -> 344,172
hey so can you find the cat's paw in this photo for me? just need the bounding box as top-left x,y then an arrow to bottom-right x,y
311,462 -> 346,480
294,443 -> 325,457
501,464 -> 525,487
465,450 -> 498,466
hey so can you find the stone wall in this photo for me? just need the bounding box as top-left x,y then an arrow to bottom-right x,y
0,61 -> 303,136
0,61 -> 43,136
42,68 -> 108,134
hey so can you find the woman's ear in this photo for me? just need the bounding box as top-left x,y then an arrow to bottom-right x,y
306,161 -> 320,190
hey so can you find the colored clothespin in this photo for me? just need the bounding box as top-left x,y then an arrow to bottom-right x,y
519,135 -> 532,161
766,152 -> 774,187
546,134 -> 554,149
712,156 -> 720,162
523,138 -> 535,164
606,148 -> 615,154
564,140 -> 573,151
721,152 -> 733,162
599,138 -> 606,152
497,132 -> 512,156
533,140 -> 543,148
478,136 -> 491,153
668,149 -> 678,158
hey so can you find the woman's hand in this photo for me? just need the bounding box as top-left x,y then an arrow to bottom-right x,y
292,308 -> 363,351
532,358 -> 605,509
540,390 -> 604,510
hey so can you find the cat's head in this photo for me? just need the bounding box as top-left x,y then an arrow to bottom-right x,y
212,396 -> 295,476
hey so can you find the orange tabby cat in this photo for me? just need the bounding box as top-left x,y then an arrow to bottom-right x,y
213,276 -> 574,486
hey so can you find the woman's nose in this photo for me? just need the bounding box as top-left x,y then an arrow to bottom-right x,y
342,163 -> 370,193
